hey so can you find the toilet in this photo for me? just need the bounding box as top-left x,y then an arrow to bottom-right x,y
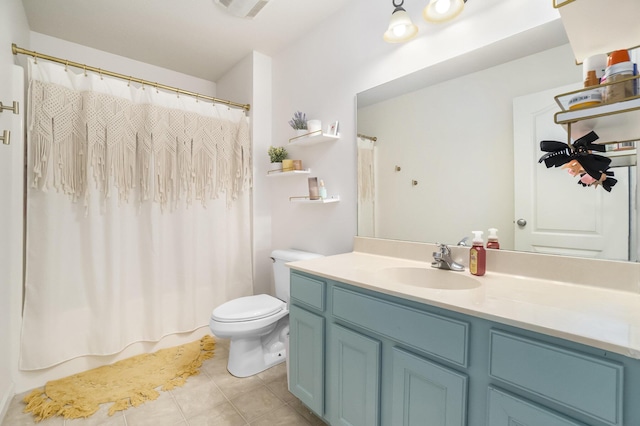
209,249 -> 322,377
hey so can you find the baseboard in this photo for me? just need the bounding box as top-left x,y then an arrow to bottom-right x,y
0,382 -> 15,424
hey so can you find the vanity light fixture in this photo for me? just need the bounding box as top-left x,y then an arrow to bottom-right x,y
383,0 -> 419,43
423,0 -> 466,23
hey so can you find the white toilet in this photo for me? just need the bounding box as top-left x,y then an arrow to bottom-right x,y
209,249 -> 322,377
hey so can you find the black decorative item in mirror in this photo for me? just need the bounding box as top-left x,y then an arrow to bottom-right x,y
538,131 -> 617,192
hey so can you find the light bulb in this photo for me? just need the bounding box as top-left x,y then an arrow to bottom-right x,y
392,24 -> 407,37
423,0 -> 465,23
435,0 -> 451,14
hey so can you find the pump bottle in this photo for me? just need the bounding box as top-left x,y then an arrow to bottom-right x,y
469,231 -> 486,276
487,228 -> 500,249
319,179 -> 327,200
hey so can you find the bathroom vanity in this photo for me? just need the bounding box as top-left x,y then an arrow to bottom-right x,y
287,238 -> 640,426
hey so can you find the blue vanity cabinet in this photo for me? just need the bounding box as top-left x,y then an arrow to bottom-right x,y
289,304 -> 325,416
488,330 -> 624,426
391,347 -> 468,426
289,273 -> 328,417
289,270 -> 470,425
487,387 -> 585,426
288,270 -> 640,426
329,323 -> 381,426
330,285 -> 470,426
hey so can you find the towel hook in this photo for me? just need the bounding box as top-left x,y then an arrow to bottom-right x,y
0,101 -> 19,115
0,130 -> 10,145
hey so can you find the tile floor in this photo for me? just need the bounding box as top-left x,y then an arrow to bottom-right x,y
2,338 -> 326,426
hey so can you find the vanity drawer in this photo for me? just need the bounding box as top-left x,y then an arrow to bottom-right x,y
487,386 -> 583,426
489,329 -> 623,426
290,272 -> 326,312
332,286 -> 469,367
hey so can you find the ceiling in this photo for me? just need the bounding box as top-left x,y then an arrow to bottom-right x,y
21,0 -> 350,82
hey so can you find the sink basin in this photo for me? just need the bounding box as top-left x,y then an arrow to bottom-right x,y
380,267 -> 481,290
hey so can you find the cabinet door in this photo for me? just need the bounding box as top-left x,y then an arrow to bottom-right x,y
330,324 -> 381,426
289,304 -> 325,416
487,387 -> 585,426
391,347 -> 468,426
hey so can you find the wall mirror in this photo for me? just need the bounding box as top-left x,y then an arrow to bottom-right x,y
356,20 -> 638,262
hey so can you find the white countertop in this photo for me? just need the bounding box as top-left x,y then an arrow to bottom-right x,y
288,251 -> 640,359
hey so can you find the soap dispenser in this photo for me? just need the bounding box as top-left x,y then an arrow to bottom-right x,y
469,231 -> 486,276
487,228 -> 500,249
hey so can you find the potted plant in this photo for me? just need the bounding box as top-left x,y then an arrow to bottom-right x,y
268,146 -> 288,171
289,111 -> 308,136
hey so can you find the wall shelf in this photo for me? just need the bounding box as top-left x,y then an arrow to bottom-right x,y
555,0 -> 640,63
289,130 -> 340,146
267,169 -> 311,177
555,96 -> 640,124
289,196 -> 340,204
554,85 -> 640,146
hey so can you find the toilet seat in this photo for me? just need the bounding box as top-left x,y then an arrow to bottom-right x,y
211,294 -> 285,323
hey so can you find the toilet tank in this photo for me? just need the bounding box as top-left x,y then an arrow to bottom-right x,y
271,249 -> 323,302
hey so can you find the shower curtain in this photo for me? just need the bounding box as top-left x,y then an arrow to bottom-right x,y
357,137 -> 375,237
20,58 -> 253,370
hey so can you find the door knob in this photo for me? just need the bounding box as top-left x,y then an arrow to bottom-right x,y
516,218 -> 527,227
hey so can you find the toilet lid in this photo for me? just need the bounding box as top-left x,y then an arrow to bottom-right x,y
211,294 -> 285,322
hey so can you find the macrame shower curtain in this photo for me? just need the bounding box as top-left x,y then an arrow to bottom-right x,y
357,137 -> 375,237
20,58 -> 253,370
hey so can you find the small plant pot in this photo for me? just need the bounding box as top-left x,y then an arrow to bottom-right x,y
270,162 -> 282,172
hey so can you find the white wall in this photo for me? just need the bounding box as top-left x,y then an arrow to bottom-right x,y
0,0 -> 30,419
29,32 -> 217,95
217,51 -> 274,296
270,0 -> 561,256
0,0 -> 30,417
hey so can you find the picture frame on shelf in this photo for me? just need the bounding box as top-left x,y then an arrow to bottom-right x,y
327,121 -> 339,136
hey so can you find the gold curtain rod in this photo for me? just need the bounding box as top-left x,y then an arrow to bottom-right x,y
11,43 -> 251,112
357,133 -> 377,142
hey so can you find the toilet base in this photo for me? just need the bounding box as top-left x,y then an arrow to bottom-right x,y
226,318 -> 289,377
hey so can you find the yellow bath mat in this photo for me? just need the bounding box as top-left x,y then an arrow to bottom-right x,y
23,335 -> 215,422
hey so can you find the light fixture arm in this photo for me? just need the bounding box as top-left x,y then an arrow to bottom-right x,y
392,0 -> 405,10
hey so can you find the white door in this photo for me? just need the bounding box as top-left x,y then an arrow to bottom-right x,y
513,85 -> 632,261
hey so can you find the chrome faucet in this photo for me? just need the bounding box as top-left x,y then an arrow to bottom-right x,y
432,243 -> 465,271
456,236 -> 469,247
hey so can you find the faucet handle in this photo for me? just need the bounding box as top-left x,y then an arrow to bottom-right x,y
435,242 -> 450,254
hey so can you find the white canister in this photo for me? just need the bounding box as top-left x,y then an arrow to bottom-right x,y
583,53 -> 607,81
307,119 -> 322,133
